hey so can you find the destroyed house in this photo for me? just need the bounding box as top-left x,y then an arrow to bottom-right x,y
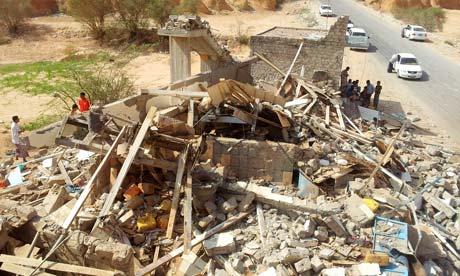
1,15 -> 459,276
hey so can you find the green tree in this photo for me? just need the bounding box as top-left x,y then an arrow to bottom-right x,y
172,0 -> 198,14
0,0 -> 31,35
65,0 -> 113,38
149,0 -> 174,26
112,0 -> 152,35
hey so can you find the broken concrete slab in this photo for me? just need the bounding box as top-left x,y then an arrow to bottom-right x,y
42,185 -> 69,214
203,232 -> 236,256
324,215 -> 347,237
345,194 -> 375,226
294,257 -> 312,274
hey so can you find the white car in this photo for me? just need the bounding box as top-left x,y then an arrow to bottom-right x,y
346,27 -> 370,50
387,53 -> 423,79
319,5 -> 333,17
402,25 -> 428,41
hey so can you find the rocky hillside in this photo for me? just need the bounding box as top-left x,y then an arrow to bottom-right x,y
365,0 -> 460,11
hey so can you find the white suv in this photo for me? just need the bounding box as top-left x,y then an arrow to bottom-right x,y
319,5 -> 333,17
401,25 -> 428,41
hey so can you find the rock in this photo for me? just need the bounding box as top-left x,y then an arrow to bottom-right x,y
232,258 -> 245,274
205,201 -> 218,214
42,185 -> 69,214
203,232 -> 236,256
221,197 -> 238,213
314,226 -> 329,242
311,255 -> 324,272
294,257 -> 312,274
288,238 -> 318,248
408,224 -> 446,260
433,211 -> 446,223
279,247 -> 309,263
319,248 -> 334,260
351,263 -> 381,275
345,221 -> 357,234
324,215 -> 348,237
275,264 -> 290,276
447,154 -> 460,164
345,194 -> 375,226
263,253 -> 283,267
307,159 -> 320,171
259,267 -> 277,276
319,159 -> 330,166
426,145 -> 442,157
322,267 -> 345,276
298,218 -> 316,238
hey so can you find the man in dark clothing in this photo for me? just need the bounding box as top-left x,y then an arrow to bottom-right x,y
374,81 -> 382,109
341,67 -> 350,90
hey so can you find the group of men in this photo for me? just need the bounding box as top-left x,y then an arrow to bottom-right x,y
10,92 -> 91,163
340,67 -> 382,109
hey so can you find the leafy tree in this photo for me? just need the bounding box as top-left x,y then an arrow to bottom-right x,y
65,0 -> 113,38
149,0 -> 174,26
112,0 -> 152,35
0,0 -> 31,35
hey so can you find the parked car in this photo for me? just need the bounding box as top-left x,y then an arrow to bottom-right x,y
319,5 -> 333,17
387,53 -> 423,79
347,20 -> 354,31
346,27 -> 370,51
401,25 -> 428,41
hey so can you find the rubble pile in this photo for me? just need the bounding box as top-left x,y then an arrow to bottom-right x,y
1,56 -> 460,276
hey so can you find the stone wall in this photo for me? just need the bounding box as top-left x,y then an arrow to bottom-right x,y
250,16 -> 348,89
201,137 -> 302,186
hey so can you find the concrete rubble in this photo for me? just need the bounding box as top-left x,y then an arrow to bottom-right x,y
0,15 -> 459,276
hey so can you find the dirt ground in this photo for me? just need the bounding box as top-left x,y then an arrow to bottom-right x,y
0,0 -> 459,156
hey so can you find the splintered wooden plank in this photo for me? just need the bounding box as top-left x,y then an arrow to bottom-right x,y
184,171 -> 193,254
303,98 -> 317,115
61,126 -> 127,230
325,105 -> 330,126
135,209 -> 253,276
335,105 -> 346,130
166,144 -> 189,239
1,262 -> 55,276
92,107 -> 157,234
0,255 -> 118,276
58,161 -> 73,186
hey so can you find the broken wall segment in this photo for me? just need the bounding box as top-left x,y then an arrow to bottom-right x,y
250,16 -> 348,89
203,137 -> 304,185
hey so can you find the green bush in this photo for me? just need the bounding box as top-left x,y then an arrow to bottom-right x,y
149,0 -> 174,26
70,65 -> 135,104
392,7 -> 445,32
0,0 -> 31,35
65,0 -> 113,39
112,0 -> 152,35
172,0 -> 198,14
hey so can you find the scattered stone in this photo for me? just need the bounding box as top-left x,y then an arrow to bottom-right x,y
351,263 -> 381,275
345,194 -> 375,226
311,255 -> 324,272
298,218 -> 317,238
294,257 -> 311,274
203,232 -> 236,256
232,258 -> 245,274
319,248 -> 334,260
279,247 -> 309,263
426,145 -> 442,157
314,226 -> 329,242
238,192 -> 255,212
324,215 -> 347,237
221,197 -> 238,213
322,267 -> 345,276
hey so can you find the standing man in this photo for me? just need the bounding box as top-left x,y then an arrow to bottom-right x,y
11,115 -> 28,162
374,81 -> 382,110
79,92 -> 91,112
363,80 -> 375,108
341,67 -> 350,90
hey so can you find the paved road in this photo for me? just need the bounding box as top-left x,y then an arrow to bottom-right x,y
321,0 -> 460,140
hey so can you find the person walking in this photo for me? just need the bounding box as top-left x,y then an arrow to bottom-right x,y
11,115 -> 28,162
373,81 -> 382,109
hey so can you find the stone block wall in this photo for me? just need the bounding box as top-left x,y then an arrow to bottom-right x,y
201,137 -> 301,185
250,16 -> 348,89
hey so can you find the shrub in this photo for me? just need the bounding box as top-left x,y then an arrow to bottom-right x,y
112,0 -> 152,36
149,0 -> 174,26
172,0 -> 199,14
65,0 -> 113,39
234,20 -> 251,45
0,0 -> 32,35
70,65 -> 135,105
23,114 -> 62,131
392,7 -> 445,32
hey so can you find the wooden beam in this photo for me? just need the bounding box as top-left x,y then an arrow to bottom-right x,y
0,255 -> 118,276
256,203 -> 267,250
92,106 -> 157,234
58,161 -> 73,186
225,104 -> 282,128
254,52 -> 286,76
135,209 -> 253,276
131,157 -> 178,171
213,255 -> 241,276
277,42 -> 304,96
166,144 -> 189,239
61,126 -> 127,230
325,105 -> 330,126
152,246 -> 161,276
335,105 -> 346,130
303,98 -> 317,115
184,171 -> 193,254
141,89 -> 208,98
0,262 -> 56,276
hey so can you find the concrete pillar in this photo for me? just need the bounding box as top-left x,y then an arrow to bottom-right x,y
170,36 -> 191,83
200,54 -> 219,73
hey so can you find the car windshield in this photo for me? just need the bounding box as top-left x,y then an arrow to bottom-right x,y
400,57 -> 418,65
413,27 -> 426,32
352,32 -> 366,37
321,5 -> 331,9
